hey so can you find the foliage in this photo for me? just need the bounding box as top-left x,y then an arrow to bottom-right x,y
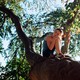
41,1 -> 80,29
0,57 -> 30,80
0,0 -> 80,79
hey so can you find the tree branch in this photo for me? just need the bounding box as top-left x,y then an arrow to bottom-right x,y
0,6 -> 44,66
0,12 -> 5,29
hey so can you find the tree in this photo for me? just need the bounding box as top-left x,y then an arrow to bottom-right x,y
0,5 -> 80,80
0,0 -> 80,80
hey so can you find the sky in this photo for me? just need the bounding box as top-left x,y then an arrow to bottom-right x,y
21,0 -> 66,15
0,40 -> 9,66
0,54 -> 6,66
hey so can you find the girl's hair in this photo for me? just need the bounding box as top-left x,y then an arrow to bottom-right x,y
56,28 -> 63,33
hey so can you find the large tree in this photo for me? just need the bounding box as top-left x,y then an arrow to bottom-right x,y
0,4 -> 80,80
0,0 -> 80,80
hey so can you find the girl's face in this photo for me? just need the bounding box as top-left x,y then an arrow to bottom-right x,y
54,30 -> 63,36
53,30 -> 58,36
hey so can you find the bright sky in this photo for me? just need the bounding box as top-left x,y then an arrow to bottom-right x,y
23,0 -> 74,15
0,40 -> 9,66
21,0 -> 66,15
0,54 -> 6,66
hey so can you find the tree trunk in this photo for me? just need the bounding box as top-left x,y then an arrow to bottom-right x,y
61,6 -> 79,54
62,31 -> 71,54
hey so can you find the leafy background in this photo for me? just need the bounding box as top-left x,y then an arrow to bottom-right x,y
0,0 -> 80,80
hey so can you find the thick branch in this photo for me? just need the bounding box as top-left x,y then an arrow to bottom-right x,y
62,6 -> 79,54
66,9 -> 79,26
0,6 -> 43,66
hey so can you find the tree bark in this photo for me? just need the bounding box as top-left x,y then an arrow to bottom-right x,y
62,7 -> 79,54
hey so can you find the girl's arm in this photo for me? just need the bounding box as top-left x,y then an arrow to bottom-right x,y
55,38 -> 62,54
